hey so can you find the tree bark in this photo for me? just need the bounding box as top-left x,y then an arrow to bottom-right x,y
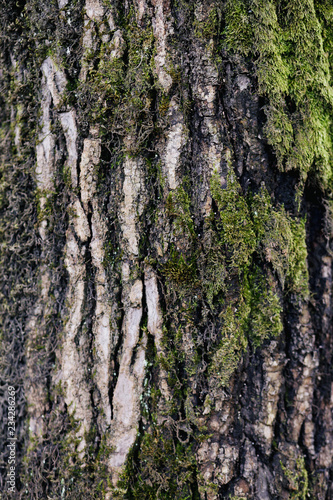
1,0 -> 333,498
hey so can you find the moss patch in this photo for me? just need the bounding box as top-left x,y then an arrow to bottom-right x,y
281,456 -> 309,500
209,301 -> 249,387
77,8 -> 157,154
158,171 -> 308,392
116,426 -> 198,499
223,0 -> 333,191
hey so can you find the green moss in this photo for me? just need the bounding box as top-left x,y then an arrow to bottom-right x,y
116,427 -> 198,499
166,186 -> 196,240
209,270 -> 283,386
165,61 -> 182,86
162,248 -> 198,291
62,163 -> 72,189
243,270 -> 283,347
210,171 -> 256,270
200,239 -> 227,308
210,171 -> 308,296
286,218 -> 309,297
209,301 -> 249,387
88,49 -> 125,120
262,207 -> 295,285
281,456 -> 309,500
194,5 -> 221,40
158,326 -> 186,403
259,204 -> 309,298
315,0 -> 333,73
258,0 -> 333,181
223,0 -> 253,54
159,92 -> 171,116
35,188 -> 57,225
204,170 -> 310,384
159,171 -> 307,389
249,184 -> 309,298
79,9 -> 156,153
223,0 -> 333,191
162,186 -> 200,299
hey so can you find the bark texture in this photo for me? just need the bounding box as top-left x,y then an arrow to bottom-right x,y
0,0 -> 333,499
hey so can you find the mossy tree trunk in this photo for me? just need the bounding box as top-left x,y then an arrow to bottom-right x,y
1,0 -> 333,498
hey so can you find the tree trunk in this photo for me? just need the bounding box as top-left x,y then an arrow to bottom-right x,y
1,0 -> 333,498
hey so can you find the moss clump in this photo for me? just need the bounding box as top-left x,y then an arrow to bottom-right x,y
209,301 -> 249,387
87,49 -> 125,124
199,239 -> 227,308
79,9 -> 156,153
157,326 -> 187,403
244,270 -> 283,347
159,92 -> 171,117
194,5 -> 221,40
257,202 -> 309,298
116,426 -> 198,499
162,187 -> 199,297
287,218 -> 309,297
162,248 -> 198,291
261,207 -> 303,292
204,170 -> 310,385
160,171 -> 307,388
210,171 -> 256,270
223,0 -> 333,191
315,0 -> 333,73
281,456 -> 309,500
223,0 -> 254,54
166,187 -> 196,240
35,188 -> 57,225
211,171 -> 309,298
209,270 -> 283,387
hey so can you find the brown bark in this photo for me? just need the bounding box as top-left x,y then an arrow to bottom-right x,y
0,1 -> 332,498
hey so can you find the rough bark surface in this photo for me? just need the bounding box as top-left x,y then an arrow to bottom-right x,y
0,1 -> 333,499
